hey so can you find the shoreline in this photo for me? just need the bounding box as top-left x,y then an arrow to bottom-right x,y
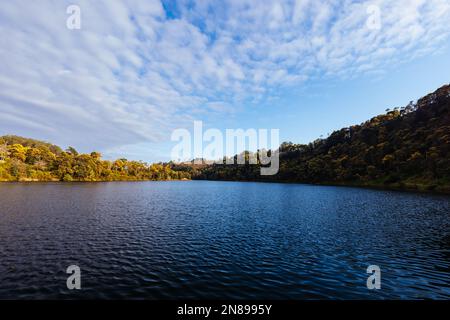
2,178 -> 449,195
0,178 -> 191,183
192,178 -> 450,195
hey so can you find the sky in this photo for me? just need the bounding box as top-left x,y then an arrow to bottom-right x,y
0,0 -> 449,162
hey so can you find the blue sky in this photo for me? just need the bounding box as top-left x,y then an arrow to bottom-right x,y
0,0 -> 449,162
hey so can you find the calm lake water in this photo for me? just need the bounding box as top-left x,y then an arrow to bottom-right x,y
0,181 -> 449,299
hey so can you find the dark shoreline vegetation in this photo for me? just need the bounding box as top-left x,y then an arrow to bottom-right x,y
1,84 -> 449,193
177,84 -> 450,194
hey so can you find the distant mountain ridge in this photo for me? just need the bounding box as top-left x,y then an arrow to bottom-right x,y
188,84 -> 450,193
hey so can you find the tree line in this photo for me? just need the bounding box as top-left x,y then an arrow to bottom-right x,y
2,84 -> 449,191
0,136 -> 190,182
182,84 -> 450,193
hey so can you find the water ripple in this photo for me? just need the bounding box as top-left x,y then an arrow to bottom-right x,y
0,181 -> 449,299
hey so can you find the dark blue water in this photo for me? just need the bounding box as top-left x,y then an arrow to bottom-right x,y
0,181 -> 449,299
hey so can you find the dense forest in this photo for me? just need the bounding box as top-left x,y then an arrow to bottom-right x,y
0,136 -> 190,182
180,84 -> 450,193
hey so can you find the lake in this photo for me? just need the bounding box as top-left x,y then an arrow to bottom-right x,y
0,181 -> 449,299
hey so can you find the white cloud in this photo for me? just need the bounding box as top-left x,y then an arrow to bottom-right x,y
0,0 -> 449,157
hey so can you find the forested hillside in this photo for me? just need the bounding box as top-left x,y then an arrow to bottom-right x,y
0,136 -> 190,182
191,84 -> 450,193
2,85 -> 449,191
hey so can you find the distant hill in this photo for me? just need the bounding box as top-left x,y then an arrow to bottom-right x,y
189,84 -> 450,193
0,135 -> 63,155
